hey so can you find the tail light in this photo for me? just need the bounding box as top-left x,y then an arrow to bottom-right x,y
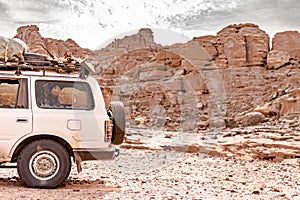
104,120 -> 113,143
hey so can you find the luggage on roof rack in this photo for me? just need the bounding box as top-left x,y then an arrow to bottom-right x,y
0,53 -> 94,77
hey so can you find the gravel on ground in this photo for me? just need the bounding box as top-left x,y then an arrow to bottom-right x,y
0,149 -> 300,200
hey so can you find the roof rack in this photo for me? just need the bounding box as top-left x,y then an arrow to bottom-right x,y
0,53 -> 94,78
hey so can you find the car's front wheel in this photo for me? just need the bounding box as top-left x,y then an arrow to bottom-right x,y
17,139 -> 71,188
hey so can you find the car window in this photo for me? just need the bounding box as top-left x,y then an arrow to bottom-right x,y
35,80 -> 94,110
0,78 -> 28,109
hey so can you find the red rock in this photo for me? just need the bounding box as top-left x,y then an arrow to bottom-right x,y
223,35 -> 247,67
218,23 -> 269,68
254,103 -> 280,118
242,112 -> 265,126
280,98 -> 300,117
105,28 -> 158,51
185,145 -> 203,153
194,23 -> 269,68
272,31 -> 300,59
156,50 -> 182,67
14,25 -> 90,59
193,35 -> 218,58
267,50 -> 291,69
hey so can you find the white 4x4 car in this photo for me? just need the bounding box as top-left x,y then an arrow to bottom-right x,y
0,53 -> 125,188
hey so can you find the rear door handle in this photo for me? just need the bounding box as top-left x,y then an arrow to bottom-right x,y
16,118 -> 28,123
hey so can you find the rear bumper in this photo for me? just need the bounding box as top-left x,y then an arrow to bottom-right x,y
74,147 -> 120,161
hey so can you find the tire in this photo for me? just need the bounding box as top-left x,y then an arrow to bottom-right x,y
17,139 -> 71,188
109,101 -> 126,145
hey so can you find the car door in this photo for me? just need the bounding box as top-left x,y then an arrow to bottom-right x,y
0,77 -> 32,161
32,78 -> 104,148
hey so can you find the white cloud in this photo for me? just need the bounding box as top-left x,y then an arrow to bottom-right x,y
0,0 -> 300,49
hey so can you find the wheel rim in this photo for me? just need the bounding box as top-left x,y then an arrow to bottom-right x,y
29,150 -> 60,181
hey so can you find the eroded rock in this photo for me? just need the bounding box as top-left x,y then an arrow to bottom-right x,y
242,112 -> 266,126
272,31 -> 300,59
14,25 -> 90,58
267,50 -> 291,69
194,23 -> 269,68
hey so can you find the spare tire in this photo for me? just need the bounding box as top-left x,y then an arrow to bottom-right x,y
109,101 -> 126,145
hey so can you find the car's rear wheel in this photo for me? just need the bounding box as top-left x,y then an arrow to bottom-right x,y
17,139 -> 71,188
109,101 -> 126,145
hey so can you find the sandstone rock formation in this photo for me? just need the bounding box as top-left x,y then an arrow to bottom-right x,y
98,45 -> 209,131
280,88 -> 300,118
14,25 -> 90,59
94,23 -> 299,133
194,23 -> 270,68
272,31 -> 300,60
267,50 -> 291,69
89,28 -> 161,75
104,28 -> 158,52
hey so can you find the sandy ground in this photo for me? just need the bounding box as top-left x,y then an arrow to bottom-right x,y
1,149 -> 300,200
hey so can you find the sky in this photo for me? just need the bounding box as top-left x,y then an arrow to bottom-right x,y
0,0 -> 299,49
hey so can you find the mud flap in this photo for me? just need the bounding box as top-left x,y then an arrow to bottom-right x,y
73,151 -> 82,174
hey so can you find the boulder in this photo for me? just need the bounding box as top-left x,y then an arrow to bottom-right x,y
242,112 -> 265,126
254,102 -> 280,118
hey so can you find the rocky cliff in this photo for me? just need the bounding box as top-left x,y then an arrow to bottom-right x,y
92,23 -> 299,132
